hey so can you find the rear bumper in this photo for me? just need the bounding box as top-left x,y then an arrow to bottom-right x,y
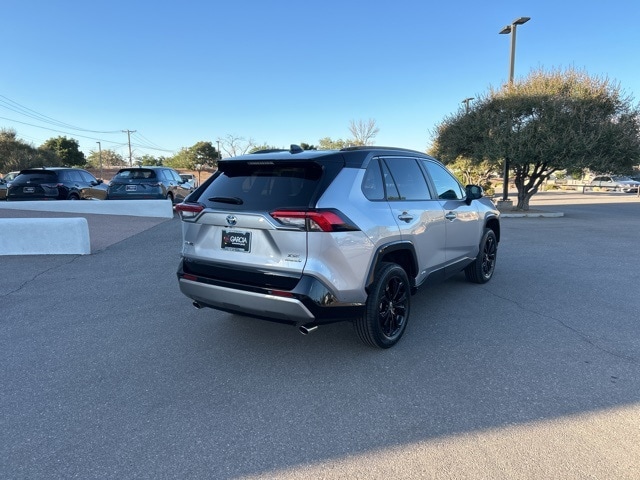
177,262 -> 364,325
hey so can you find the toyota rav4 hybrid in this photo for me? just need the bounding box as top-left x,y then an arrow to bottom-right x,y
176,146 -> 500,348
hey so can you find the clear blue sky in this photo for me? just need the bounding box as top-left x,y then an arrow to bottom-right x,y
2,0 -> 639,161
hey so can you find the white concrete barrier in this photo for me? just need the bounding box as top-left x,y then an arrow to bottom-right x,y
0,218 -> 90,255
0,200 -> 174,218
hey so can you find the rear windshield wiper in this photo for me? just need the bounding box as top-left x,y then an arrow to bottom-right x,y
208,196 -> 244,205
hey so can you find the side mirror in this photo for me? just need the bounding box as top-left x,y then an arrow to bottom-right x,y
465,185 -> 483,205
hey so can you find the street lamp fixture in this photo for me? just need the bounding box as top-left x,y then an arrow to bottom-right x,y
462,97 -> 474,114
498,16 -> 530,202
499,16 -> 530,85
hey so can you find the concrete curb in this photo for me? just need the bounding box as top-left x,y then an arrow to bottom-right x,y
500,211 -> 564,218
0,217 -> 90,255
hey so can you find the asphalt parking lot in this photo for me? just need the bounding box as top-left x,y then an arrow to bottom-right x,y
1,192 -> 639,479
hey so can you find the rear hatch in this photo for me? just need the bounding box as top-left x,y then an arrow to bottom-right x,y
179,156 -> 346,289
109,168 -> 162,196
7,170 -> 59,200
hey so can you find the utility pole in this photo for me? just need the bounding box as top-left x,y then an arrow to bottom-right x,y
122,129 -> 136,166
96,141 -> 102,179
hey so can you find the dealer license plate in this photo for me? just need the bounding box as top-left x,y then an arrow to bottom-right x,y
126,185 -> 137,191
221,230 -> 251,252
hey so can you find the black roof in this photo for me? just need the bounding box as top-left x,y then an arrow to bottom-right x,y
226,145 -> 434,169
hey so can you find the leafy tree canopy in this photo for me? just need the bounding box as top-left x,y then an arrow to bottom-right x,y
318,137 -> 349,150
165,141 -> 219,170
1,128 -> 59,172
433,68 -> 640,209
86,149 -> 127,168
138,154 -> 163,166
40,136 -> 86,167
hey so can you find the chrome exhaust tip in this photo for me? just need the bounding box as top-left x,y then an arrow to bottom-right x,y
192,301 -> 203,309
299,324 -> 319,335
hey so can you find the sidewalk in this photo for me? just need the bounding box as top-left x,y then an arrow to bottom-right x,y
495,190 -> 640,217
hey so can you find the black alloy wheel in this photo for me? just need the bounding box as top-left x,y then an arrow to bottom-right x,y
465,228 -> 497,284
355,262 -> 410,348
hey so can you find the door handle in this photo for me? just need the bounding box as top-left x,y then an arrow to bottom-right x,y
445,212 -> 457,221
398,213 -> 413,223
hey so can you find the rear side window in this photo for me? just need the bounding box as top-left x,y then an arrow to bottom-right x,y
382,157 -> 431,201
361,161 -> 384,200
64,170 -> 84,182
200,162 -> 324,210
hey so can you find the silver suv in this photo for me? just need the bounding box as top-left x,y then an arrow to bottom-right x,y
176,146 -> 500,348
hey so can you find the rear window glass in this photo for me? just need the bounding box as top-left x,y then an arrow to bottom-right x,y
114,169 -> 157,180
200,162 -> 323,210
12,171 -> 58,184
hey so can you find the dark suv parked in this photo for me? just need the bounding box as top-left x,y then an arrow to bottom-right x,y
107,166 -> 193,204
6,168 -> 107,201
176,146 -> 501,348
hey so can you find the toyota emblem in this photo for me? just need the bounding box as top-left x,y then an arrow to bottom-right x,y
226,215 -> 237,226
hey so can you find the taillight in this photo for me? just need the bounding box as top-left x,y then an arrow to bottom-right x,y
175,203 -> 204,220
270,209 -> 359,232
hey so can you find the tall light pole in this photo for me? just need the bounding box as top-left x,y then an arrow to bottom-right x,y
96,141 -> 103,180
498,16 -> 530,202
462,97 -> 474,114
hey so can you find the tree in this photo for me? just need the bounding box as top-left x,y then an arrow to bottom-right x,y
445,157 -> 496,195
40,136 -> 86,167
249,144 -> 279,153
190,141 -> 219,169
349,118 -> 379,146
433,68 -> 640,210
165,148 -> 191,169
86,149 -> 126,168
218,135 -> 255,158
166,141 -> 219,170
318,137 -> 349,150
0,129 -> 58,172
138,154 -> 163,166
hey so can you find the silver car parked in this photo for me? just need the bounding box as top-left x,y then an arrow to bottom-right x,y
589,175 -> 640,193
176,146 -> 500,348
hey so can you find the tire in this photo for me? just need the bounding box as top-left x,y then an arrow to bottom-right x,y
355,262 -> 411,349
464,228 -> 497,284
67,193 -> 80,200
166,192 -> 174,204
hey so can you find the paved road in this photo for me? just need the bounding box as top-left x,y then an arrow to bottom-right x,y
1,194 -> 639,479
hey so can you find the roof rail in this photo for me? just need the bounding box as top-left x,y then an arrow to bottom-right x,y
340,146 -> 427,155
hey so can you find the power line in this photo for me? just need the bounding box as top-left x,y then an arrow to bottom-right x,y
0,95 -> 176,156
0,95 -> 120,134
0,115 -> 120,143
